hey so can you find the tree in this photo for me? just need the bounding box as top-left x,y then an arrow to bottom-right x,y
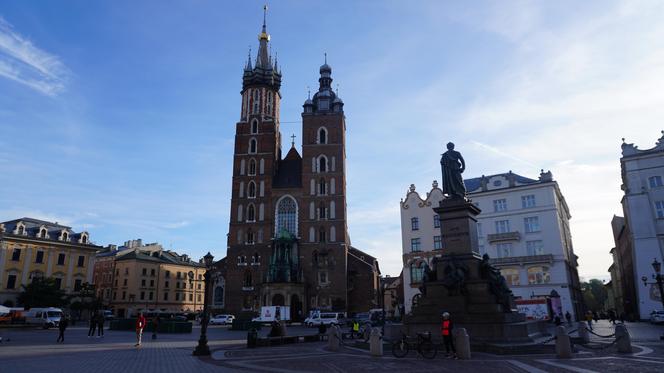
582,279 -> 608,312
17,278 -> 67,308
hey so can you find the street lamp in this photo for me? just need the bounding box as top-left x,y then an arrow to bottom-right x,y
641,258 -> 664,341
193,252 -> 214,356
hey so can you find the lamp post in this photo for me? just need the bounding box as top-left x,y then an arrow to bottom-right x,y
641,258 -> 664,340
193,252 -> 214,356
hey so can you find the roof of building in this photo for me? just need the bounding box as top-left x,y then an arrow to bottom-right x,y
464,171 -> 542,193
348,246 -> 381,275
0,217 -> 95,246
273,147 -> 302,188
116,249 -> 205,267
621,131 -> 664,158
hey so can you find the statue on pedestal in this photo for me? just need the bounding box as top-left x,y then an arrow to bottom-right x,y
479,254 -> 514,312
440,142 -> 466,199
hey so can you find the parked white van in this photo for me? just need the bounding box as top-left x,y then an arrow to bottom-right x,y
304,312 -> 342,327
24,307 -> 63,329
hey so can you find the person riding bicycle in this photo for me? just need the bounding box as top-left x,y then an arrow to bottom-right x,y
441,312 -> 457,359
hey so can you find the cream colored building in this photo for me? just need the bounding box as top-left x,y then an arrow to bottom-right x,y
0,218 -> 101,306
105,246 -> 207,317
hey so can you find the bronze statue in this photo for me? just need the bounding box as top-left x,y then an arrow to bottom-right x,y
440,142 -> 466,199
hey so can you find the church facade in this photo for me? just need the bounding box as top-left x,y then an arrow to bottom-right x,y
221,15 -> 380,319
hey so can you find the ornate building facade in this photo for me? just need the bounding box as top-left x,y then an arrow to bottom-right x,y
222,14 -> 379,318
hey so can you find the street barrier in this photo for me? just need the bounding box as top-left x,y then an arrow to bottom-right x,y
555,326 -> 572,358
456,328 -> 471,360
369,327 -> 383,357
615,324 -> 632,353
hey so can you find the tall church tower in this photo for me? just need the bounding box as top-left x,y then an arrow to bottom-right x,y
300,59 -> 350,311
226,10 -> 282,312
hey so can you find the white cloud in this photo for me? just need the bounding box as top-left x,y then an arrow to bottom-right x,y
0,16 -> 69,96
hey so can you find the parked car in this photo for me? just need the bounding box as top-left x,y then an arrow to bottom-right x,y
24,307 -> 63,329
209,315 -> 235,325
650,310 -> 664,324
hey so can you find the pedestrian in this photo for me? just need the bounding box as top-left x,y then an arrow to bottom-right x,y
97,312 -> 105,337
88,312 -> 98,337
619,312 -> 626,323
585,311 -> 593,330
152,315 -> 160,340
565,311 -> 572,325
593,311 -> 599,322
609,310 -> 616,325
318,322 -> 327,335
351,319 -> 359,339
57,314 -> 69,343
135,312 -> 146,347
441,312 -> 457,359
554,314 -> 562,326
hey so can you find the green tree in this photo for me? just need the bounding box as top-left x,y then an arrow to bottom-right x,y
17,277 -> 67,308
582,279 -> 608,312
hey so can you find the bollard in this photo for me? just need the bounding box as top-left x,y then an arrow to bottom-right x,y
577,321 -> 590,343
279,321 -> 288,337
555,326 -> 572,358
369,327 -> 383,357
455,328 -> 471,360
327,324 -> 340,351
615,324 -> 632,353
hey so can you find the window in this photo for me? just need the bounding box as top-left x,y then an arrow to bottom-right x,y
411,217 -> 419,231
77,256 -> 85,267
140,292 -> 145,300
163,292 -> 169,301
501,268 -> 520,286
495,220 -> 510,233
411,238 -> 422,252
318,128 -> 327,144
141,279 -> 146,287
150,279 -> 154,287
319,227 -> 326,243
433,215 -> 440,228
248,181 -> 256,198
176,282 -> 180,289
319,271 -> 328,284
149,292 -> 153,300
74,279 -> 82,291
249,138 -> 257,154
527,266 -> 551,284
57,253 -> 65,265
248,159 -> 256,175
410,263 -> 423,283
318,202 -> 326,219
267,91 -> 273,115
62,232 -> 69,241
150,269 -> 155,276
34,250 -> 44,263
6,274 -> 16,289
176,293 -> 180,301
319,178 -> 326,195
656,201 -> 664,219
497,243 -> 512,258
244,270 -> 253,287
247,204 -> 256,221
251,120 -> 258,134
39,228 -> 47,238
198,294 -> 202,302
433,236 -> 442,250
252,89 -> 260,113
276,196 -> 297,235
189,293 -> 193,302
319,156 -> 327,172
123,279 -> 128,286
164,281 -> 169,288
165,270 -> 170,278
493,199 -> 507,212
247,230 -> 255,244
526,240 -> 544,256
54,278 -> 62,289
650,176 -> 664,188
81,235 -> 88,244
11,249 -> 20,261
521,195 -> 536,208
125,268 -> 129,275
524,217 -> 540,233
142,268 -> 147,276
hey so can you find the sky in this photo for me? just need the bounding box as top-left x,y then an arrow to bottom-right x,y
1,1 -> 662,280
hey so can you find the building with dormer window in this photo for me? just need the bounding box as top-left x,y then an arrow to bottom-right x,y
219,10 -> 379,318
0,218 -> 101,306
400,171 -> 583,320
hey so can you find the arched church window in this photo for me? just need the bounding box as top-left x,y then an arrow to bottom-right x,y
251,119 -> 258,134
252,89 -> 260,114
214,286 -> 224,305
318,127 -> 327,144
247,181 -> 256,198
318,227 -> 326,243
244,270 -> 253,287
267,91 -> 273,115
248,159 -> 256,175
318,201 -> 326,219
319,178 -> 327,195
247,204 -> 256,222
276,196 -> 298,235
246,229 -> 254,244
249,138 -> 257,154
318,156 -> 327,172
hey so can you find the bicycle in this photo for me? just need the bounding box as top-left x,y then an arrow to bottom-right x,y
391,331 -> 437,359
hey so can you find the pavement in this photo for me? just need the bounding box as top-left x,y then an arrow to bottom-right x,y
0,320 -> 662,372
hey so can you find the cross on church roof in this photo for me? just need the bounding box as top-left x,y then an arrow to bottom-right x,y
291,133 -> 296,147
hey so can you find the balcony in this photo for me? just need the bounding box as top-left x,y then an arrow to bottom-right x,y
489,254 -> 554,266
487,231 -> 521,243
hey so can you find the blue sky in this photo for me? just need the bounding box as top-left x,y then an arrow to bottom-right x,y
1,1 -> 662,279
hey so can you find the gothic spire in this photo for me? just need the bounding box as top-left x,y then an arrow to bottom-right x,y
256,4 -> 271,69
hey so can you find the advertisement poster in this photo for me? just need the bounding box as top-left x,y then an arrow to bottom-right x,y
515,299 -> 550,320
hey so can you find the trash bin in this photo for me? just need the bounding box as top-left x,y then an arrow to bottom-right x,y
247,328 -> 258,348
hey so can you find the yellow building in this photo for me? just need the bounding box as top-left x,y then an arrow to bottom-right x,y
0,218 -> 101,306
107,247 -> 207,317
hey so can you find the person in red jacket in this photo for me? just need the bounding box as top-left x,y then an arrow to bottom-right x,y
441,312 -> 457,359
135,312 -> 146,347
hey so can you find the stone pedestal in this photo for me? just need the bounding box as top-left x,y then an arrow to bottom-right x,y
407,198 -> 547,344
369,328 -> 383,357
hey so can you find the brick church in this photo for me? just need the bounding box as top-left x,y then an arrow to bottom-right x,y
218,12 -> 380,319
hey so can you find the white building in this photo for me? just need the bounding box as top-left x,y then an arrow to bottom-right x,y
621,132 -> 664,319
400,171 -> 583,320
